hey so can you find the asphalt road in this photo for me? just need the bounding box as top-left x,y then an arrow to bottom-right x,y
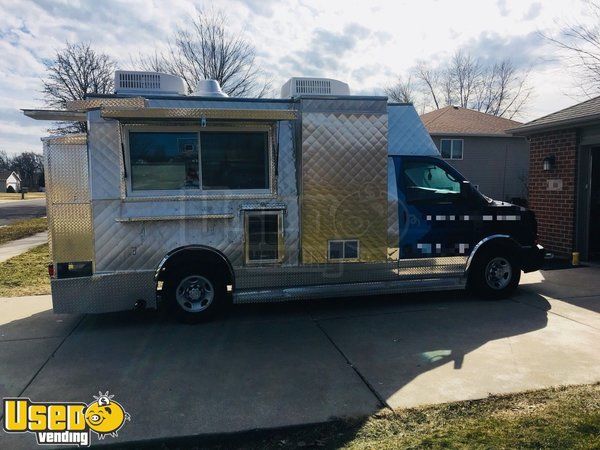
0,198 -> 46,225
0,268 -> 599,448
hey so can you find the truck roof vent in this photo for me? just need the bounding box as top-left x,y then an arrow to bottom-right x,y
114,70 -> 186,96
192,79 -> 228,97
281,77 -> 350,98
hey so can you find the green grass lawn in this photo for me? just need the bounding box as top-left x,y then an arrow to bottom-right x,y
0,217 -> 47,246
0,243 -> 50,297
0,192 -> 46,201
143,384 -> 599,449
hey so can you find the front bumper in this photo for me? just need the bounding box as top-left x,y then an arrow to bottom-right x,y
521,244 -> 546,273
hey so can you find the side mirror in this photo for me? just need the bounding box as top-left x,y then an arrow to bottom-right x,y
460,181 -> 472,199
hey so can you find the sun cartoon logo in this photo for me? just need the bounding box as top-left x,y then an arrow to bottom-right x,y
84,391 -> 131,440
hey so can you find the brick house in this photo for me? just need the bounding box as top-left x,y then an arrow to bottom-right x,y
510,96 -> 600,260
420,106 -> 529,203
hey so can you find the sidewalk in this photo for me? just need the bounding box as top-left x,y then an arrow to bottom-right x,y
0,231 -> 47,263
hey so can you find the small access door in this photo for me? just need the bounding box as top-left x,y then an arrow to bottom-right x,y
394,156 -> 475,263
243,210 -> 284,265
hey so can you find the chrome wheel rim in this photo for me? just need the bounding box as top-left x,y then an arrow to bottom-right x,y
175,275 -> 214,313
485,257 -> 512,290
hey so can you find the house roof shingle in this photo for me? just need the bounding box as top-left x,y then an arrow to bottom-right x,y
510,95 -> 600,135
420,106 -> 522,136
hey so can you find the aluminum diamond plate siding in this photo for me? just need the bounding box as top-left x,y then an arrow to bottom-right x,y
66,97 -> 147,111
43,135 -> 94,263
300,97 -> 387,114
388,104 -> 439,156
93,198 -> 244,271
51,271 -> 156,313
89,115 -> 300,274
300,106 -> 388,263
277,121 -> 300,266
147,99 -> 292,110
88,110 -> 123,200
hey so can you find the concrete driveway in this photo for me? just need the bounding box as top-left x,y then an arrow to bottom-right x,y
0,198 -> 46,225
1,267 -> 599,448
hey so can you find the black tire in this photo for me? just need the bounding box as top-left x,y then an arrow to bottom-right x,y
163,264 -> 226,323
469,247 -> 521,299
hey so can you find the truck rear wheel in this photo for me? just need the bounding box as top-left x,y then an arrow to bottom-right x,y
164,265 -> 225,322
469,249 -> 521,299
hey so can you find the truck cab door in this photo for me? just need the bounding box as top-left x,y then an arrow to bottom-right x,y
394,156 -> 477,263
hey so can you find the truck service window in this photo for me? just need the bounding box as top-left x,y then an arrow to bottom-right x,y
402,160 -> 461,203
201,132 -> 268,190
129,132 -> 199,190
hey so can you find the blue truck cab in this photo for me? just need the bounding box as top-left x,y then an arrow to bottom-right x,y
390,153 -> 545,297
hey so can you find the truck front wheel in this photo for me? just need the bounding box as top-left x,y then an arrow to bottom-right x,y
164,265 -> 225,322
469,249 -> 521,298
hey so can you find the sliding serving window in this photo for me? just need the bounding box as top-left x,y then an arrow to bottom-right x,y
200,132 -> 269,190
129,132 -> 199,191
127,129 -> 270,193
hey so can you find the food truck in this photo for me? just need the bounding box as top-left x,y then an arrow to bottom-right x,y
24,72 -> 545,320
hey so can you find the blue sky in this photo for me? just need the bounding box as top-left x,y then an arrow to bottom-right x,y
0,0 -> 593,154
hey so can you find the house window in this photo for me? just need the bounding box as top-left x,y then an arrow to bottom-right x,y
440,139 -> 463,160
129,132 -> 199,191
200,132 -> 268,190
245,211 -> 282,263
328,240 -> 360,261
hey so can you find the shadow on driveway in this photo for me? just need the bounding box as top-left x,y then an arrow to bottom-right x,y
0,290 -> 572,448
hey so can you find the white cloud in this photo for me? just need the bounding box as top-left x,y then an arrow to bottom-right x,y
0,0 -> 591,154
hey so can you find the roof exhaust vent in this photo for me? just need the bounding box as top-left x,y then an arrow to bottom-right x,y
281,77 -> 350,98
114,71 -> 186,96
193,79 -> 228,97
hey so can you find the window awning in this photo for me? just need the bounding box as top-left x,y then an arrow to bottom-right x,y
23,104 -> 298,123
100,107 -> 297,121
22,109 -> 87,121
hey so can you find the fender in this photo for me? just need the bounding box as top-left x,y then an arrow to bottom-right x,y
154,245 -> 235,288
465,234 -> 521,274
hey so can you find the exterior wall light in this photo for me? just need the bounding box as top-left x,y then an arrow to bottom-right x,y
543,155 -> 556,171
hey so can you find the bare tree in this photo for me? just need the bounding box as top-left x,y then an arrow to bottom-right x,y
0,150 -> 10,171
474,61 -> 532,118
411,50 -> 531,118
8,152 -> 44,190
415,62 -> 441,109
545,0 -> 600,96
42,42 -> 115,133
447,51 -> 482,107
135,9 -> 270,97
385,76 -> 416,103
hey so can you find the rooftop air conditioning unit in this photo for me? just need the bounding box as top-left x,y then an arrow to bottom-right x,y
280,77 -> 350,98
114,70 -> 187,96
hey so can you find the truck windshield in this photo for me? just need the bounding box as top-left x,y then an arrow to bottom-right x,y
402,160 -> 461,203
